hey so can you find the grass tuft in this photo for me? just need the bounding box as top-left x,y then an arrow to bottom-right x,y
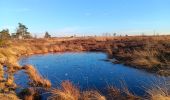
48,80 -> 80,100
22,65 -> 51,88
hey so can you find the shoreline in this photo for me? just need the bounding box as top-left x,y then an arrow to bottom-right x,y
0,36 -> 170,99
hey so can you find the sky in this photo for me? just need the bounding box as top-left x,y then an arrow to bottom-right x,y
0,0 -> 170,37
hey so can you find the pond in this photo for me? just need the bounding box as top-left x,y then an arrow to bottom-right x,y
15,52 -> 169,97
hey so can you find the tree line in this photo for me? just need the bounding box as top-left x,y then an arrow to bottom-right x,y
0,23 -> 51,40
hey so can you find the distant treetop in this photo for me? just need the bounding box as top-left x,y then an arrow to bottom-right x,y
44,32 -> 51,38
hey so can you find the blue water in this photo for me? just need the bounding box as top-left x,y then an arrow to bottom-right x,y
15,52 -> 169,96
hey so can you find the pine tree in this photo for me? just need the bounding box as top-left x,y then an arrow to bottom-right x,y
0,29 -> 11,39
16,23 -> 32,39
44,32 -> 51,38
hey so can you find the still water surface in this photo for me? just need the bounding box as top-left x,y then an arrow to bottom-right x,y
15,52 -> 169,96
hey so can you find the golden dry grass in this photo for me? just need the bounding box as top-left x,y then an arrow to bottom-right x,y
81,91 -> 106,100
48,81 -> 145,100
107,85 -> 141,100
19,87 -> 41,100
1,36 -> 170,75
22,65 -> 51,88
104,36 -> 170,75
131,50 -> 161,69
0,93 -> 19,100
147,85 -> 170,100
151,95 -> 170,100
0,36 -> 170,99
48,80 -> 80,100
0,64 -> 4,81
48,81 -> 107,100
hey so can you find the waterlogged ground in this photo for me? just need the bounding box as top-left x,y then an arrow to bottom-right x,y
15,52 -> 170,96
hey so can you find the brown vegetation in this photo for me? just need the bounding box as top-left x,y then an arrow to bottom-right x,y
49,80 -> 80,100
81,91 -> 106,100
103,36 -> 170,76
49,81 -> 106,100
146,81 -> 170,100
19,87 -> 41,100
0,92 -> 19,100
22,65 -> 51,88
0,36 -> 170,99
50,81 -> 170,100
106,86 -> 140,100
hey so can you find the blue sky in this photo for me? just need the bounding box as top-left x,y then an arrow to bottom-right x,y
0,0 -> 170,36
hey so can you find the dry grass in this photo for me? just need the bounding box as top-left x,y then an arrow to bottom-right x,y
48,81 -> 145,100
130,50 -> 161,69
0,93 -> 19,100
48,80 -> 80,100
81,91 -> 106,100
1,36 -> 170,75
104,36 -> 170,75
0,64 -> 4,81
19,87 -> 41,100
0,36 -> 170,99
147,82 -> 170,100
48,81 -> 107,100
22,65 -> 51,88
151,95 -> 170,100
106,85 -> 141,100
